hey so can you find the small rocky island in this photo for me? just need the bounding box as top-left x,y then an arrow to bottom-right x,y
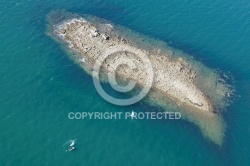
47,11 -> 232,145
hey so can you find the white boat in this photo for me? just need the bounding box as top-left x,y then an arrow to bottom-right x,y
70,140 -> 75,147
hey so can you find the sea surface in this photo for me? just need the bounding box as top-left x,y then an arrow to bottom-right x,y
0,0 -> 250,165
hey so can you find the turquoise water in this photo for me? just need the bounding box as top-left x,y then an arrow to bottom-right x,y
0,0 -> 249,165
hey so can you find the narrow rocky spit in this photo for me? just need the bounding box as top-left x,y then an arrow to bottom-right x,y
47,11 -> 232,145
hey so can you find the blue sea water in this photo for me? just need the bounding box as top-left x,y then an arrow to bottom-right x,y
0,0 -> 250,165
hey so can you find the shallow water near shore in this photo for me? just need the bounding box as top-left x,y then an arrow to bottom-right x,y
0,0 -> 250,165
